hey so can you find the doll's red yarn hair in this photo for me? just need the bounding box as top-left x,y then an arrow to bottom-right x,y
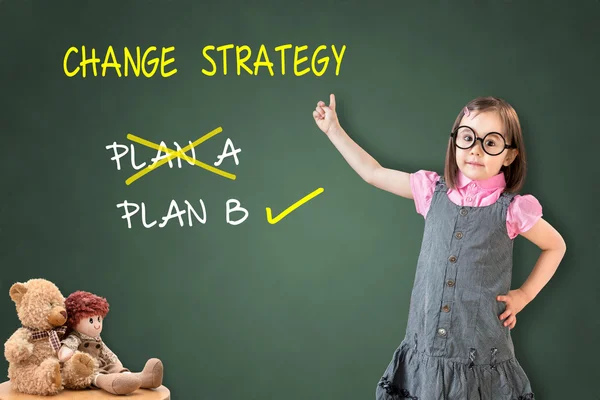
65,290 -> 110,329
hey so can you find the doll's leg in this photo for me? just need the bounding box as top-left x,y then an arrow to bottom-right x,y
104,360 -> 163,389
62,351 -> 97,389
93,369 -> 141,395
103,362 -> 130,374
8,358 -> 62,395
129,358 -> 164,389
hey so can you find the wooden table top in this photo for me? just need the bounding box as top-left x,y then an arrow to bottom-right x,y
0,381 -> 170,399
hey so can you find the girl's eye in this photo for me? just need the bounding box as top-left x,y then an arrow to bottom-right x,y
97,317 -> 101,323
89,318 -> 94,324
485,141 -> 496,147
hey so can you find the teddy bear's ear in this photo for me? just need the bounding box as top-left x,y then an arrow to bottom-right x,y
9,283 -> 27,305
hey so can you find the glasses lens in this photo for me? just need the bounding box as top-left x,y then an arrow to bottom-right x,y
482,133 -> 505,155
455,127 -> 475,149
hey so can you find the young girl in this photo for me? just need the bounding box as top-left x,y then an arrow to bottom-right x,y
313,95 -> 566,399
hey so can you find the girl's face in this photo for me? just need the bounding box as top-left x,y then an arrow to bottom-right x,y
75,314 -> 103,338
455,110 -> 518,181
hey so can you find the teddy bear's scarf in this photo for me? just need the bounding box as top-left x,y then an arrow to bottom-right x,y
27,326 -> 67,352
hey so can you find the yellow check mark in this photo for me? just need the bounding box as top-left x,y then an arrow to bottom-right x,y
266,187 -> 324,225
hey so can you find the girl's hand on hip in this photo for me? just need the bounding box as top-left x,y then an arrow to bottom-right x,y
497,289 -> 530,329
313,93 -> 340,136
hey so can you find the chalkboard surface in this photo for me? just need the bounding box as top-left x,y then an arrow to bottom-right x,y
1,1 -> 598,399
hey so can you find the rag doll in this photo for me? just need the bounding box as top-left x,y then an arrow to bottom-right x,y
58,290 -> 164,395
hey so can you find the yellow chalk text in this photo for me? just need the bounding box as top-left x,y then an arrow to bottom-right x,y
202,44 -> 346,76
63,45 -> 177,78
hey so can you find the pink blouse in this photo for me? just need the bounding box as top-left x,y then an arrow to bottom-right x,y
409,170 -> 543,239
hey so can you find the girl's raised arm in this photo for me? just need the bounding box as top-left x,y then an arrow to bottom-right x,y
314,94 -> 413,199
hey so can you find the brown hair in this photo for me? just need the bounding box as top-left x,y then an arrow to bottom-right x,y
65,290 -> 109,330
443,96 -> 526,193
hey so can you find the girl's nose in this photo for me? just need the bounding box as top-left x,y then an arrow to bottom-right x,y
470,140 -> 484,155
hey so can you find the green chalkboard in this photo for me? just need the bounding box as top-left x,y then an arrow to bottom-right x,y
1,1 -> 598,399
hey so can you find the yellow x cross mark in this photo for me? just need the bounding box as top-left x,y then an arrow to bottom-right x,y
125,127 -> 236,185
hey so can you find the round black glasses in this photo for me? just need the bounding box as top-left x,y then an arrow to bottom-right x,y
450,126 -> 516,156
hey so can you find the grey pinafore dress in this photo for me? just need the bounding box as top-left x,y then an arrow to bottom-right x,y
376,177 -> 535,400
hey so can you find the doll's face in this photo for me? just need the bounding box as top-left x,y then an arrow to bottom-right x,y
75,314 -> 103,338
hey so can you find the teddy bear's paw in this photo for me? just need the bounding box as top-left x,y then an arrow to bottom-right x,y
71,352 -> 96,376
5,337 -> 34,363
52,363 -> 62,387
45,360 -> 62,390
14,340 -> 34,359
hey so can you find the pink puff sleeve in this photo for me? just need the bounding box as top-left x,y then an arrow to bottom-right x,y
409,170 -> 440,218
506,194 -> 543,239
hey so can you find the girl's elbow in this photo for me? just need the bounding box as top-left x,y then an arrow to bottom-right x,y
363,166 -> 379,186
555,235 -> 567,257
560,238 -> 567,255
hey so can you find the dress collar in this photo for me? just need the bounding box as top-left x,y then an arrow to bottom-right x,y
456,170 -> 506,190
73,330 -> 102,341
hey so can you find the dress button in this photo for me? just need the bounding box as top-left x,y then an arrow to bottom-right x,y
442,305 -> 450,312
437,328 -> 447,337
466,197 -> 473,202
455,232 -> 463,239
460,208 -> 468,216
448,255 -> 457,263
447,280 -> 455,287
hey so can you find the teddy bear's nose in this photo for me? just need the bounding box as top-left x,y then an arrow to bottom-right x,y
60,311 -> 67,319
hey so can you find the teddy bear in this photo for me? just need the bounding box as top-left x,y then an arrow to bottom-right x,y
58,290 -> 164,395
4,278 -> 96,396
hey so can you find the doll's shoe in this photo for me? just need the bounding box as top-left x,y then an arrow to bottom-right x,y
95,373 -> 141,395
133,358 -> 163,388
